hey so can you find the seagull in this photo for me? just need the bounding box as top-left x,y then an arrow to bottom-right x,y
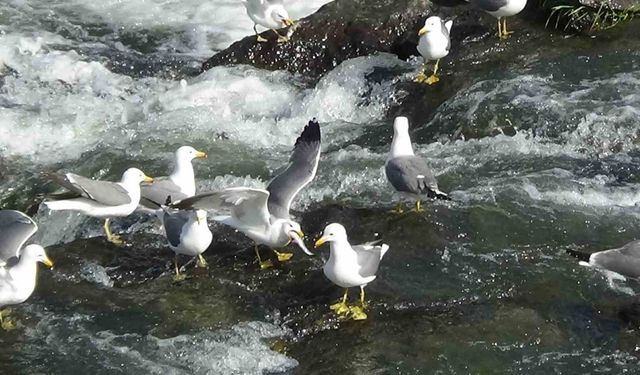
139,146 -> 207,211
162,208 -> 212,281
0,210 -> 53,330
567,241 -> 640,279
44,168 -> 154,245
171,119 -> 321,269
416,16 -> 453,85
468,0 -> 527,39
314,223 -> 389,321
242,0 -> 295,43
385,116 -> 450,213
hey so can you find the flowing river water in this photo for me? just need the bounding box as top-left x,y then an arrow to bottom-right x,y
2,0 -> 640,373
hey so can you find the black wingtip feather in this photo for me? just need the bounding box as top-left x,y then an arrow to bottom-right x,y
295,118 -> 321,146
566,248 -> 591,262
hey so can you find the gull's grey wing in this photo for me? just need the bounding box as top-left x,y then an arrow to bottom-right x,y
353,242 -> 389,279
469,0 -> 508,12
591,240 -> 640,278
441,20 -> 451,51
267,119 -> 321,219
172,188 -> 270,229
385,156 -> 449,199
47,172 -> 132,206
162,209 -> 191,247
141,178 -> 187,208
0,210 -> 37,263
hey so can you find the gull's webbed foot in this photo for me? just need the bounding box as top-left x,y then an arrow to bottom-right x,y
411,200 -> 425,213
424,74 -> 440,85
196,255 -> 208,268
107,234 -> 124,246
273,250 -> 293,263
348,305 -> 368,321
388,203 -> 405,214
173,273 -> 187,282
277,36 -> 289,43
330,301 -> 350,316
414,72 -> 429,84
256,35 -> 268,43
0,310 -> 15,330
259,259 -> 274,270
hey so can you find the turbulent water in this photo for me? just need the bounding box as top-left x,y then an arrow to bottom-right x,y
2,0 -> 640,373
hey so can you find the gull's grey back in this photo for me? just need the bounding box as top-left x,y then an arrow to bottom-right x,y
0,210 -> 37,263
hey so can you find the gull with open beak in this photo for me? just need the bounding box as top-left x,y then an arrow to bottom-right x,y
242,0 -> 296,43
416,16 -> 453,85
44,168 -> 154,245
170,119 -> 321,269
315,223 -> 389,321
0,210 -> 54,330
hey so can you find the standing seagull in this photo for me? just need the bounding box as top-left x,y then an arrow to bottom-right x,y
162,208 -> 212,281
567,240 -> 640,279
171,119 -> 320,269
242,0 -> 295,43
314,223 -> 389,321
139,146 -> 207,210
0,210 -> 53,330
468,0 -> 527,39
416,16 -> 453,85
385,117 -> 450,213
44,168 -> 154,245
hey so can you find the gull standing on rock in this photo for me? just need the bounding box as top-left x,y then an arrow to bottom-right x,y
171,119 -> 321,269
315,223 -> 389,321
162,208 -> 212,281
44,168 -> 154,245
468,0 -> 527,39
139,146 -> 207,211
416,16 -> 453,85
242,0 -> 295,43
385,117 -> 450,213
0,210 -> 54,330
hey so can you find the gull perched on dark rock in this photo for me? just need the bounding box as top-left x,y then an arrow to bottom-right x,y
162,208 -> 212,282
242,0 -> 295,43
315,223 -> 389,321
44,168 -> 153,245
139,146 -> 207,211
0,210 -> 53,330
416,16 -> 453,85
171,119 -> 320,269
385,117 -> 450,213
468,0 -> 527,39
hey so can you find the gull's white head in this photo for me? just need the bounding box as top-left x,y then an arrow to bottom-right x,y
176,146 -> 207,162
194,209 -> 207,224
390,116 -> 415,158
122,168 -> 154,184
270,5 -> 294,27
22,244 -> 54,268
393,116 -> 410,136
419,16 -> 443,36
314,223 -> 348,248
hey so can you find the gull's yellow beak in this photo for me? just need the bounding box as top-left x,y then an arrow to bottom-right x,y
43,256 -> 54,268
143,174 -> 154,183
418,27 -> 429,36
296,229 -> 304,238
314,236 -> 328,248
283,19 -> 295,27
195,150 -> 207,159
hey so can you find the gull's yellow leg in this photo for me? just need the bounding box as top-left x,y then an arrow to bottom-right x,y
349,287 -> 368,320
272,249 -> 293,262
103,219 -> 123,246
254,24 -> 267,43
388,202 -> 405,214
497,18 -> 502,38
196,254 -> 208,268
0,309 -> 15,330
412,199 -> 425,213
273,29 -> 289,43
173,255 -> 186,282
502,18 -> 513,38
425,59 -> 440,85
330,289 -> 350,315
415,63 -> 429,83
255,245 -> 273,270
